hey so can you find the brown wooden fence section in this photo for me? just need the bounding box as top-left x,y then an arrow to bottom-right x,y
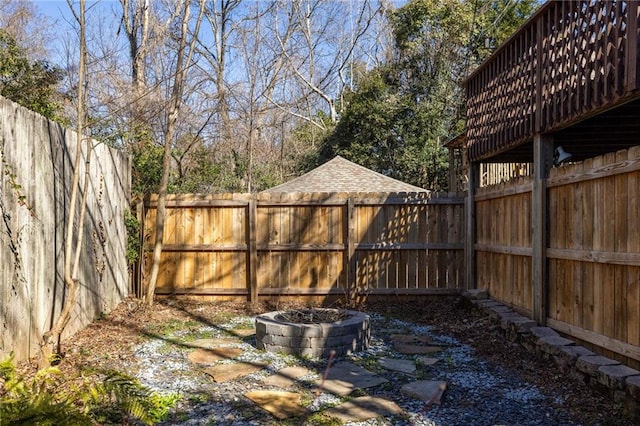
475,177 -> 534,313
474,146 -> 640,368
139,192 -> 465,301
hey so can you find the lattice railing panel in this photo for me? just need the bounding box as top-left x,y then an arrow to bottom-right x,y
465,0 -> 640,162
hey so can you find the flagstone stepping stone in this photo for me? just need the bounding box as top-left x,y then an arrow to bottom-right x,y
187,338 -> 241,349
394,342 -> 442,355
391,334 -> 433,344
263,366 -> 316,388
378,328 -> 407,335
317,361 -> 388,396
203,361 -> 268,382
416,356 -> 440,366
230,328 -> 256,337
378,358 -> 416,375
401,380 -> 447,405
324,396 -> 403,423
244,390 -> 307,419
187,347 -> 243,365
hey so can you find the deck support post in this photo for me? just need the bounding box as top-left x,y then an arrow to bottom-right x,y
465,162 -> 479,290
533,134 -> 554,324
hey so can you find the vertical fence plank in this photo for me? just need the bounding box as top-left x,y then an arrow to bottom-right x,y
248,196 -> 258,301
591,154 -> 605,335
614,150 -> 629,343
581,158 -> 595,331
627,147 -> 640,350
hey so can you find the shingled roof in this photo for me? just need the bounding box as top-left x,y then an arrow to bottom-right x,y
263,156 -> 428,193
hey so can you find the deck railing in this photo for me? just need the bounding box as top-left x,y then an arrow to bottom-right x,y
465,0 -> 640,162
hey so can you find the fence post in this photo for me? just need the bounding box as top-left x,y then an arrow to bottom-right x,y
533,134 -> 553,324
345,197 -> 356,299
465,163 -> 478,290
248,194 -> 258,302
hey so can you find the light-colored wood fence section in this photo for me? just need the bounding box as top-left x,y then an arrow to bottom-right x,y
546,147 -> 640,366
0,97 -> 131,362
474,146 -> 640,367
475,177 -> 534,313
140,192 -> 465,299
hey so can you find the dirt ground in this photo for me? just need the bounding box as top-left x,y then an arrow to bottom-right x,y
21,296 -> 633,425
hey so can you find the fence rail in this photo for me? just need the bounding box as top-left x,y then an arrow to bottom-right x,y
140,192 -> 465,301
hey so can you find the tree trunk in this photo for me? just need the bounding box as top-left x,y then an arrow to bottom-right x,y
145,0 -> 205,305
40,0 -> 89,368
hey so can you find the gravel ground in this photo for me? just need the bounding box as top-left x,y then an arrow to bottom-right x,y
126,314 -> 584,426
53,297 -> 632,425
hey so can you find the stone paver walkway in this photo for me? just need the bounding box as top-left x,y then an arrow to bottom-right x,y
184,327 -> 451,422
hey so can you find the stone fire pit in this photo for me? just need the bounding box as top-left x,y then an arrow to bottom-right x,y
255,308 -> 370,359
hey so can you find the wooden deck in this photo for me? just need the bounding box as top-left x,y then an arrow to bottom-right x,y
465,0 -> 640,163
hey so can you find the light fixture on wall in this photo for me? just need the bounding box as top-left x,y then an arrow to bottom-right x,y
555,146 -> 573,166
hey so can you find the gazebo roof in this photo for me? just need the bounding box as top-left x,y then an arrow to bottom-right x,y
263,156 -> 428,193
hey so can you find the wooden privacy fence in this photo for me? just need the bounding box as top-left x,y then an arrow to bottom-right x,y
474,146 -> 640,368
139,192 -> 465,301
0,96 -> 130,362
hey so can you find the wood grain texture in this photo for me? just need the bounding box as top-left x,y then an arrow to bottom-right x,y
475,146 -> 640,364
142,193 -> 465,299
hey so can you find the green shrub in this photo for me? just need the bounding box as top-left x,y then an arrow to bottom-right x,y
0,354 -> 179,425
124,208 -> 141,268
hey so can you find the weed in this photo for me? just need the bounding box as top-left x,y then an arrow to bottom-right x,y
302,411 -> 342,425
209,312 -> 236,325
144,318 -> 201,337
188,392 -> 211,404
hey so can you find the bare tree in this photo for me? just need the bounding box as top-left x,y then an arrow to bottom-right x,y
120,0 -> 151,150
198,0 -> 241,147
272,0 -> 382,126
145,0 -> 206,305
40,0 -> 91,367
0,0 -> 54,60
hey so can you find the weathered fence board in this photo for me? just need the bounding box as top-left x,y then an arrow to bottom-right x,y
0,97 -> 130,362
140,192 -> 465,300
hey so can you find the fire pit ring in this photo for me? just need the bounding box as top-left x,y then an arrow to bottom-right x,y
255,308 -> 370,359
